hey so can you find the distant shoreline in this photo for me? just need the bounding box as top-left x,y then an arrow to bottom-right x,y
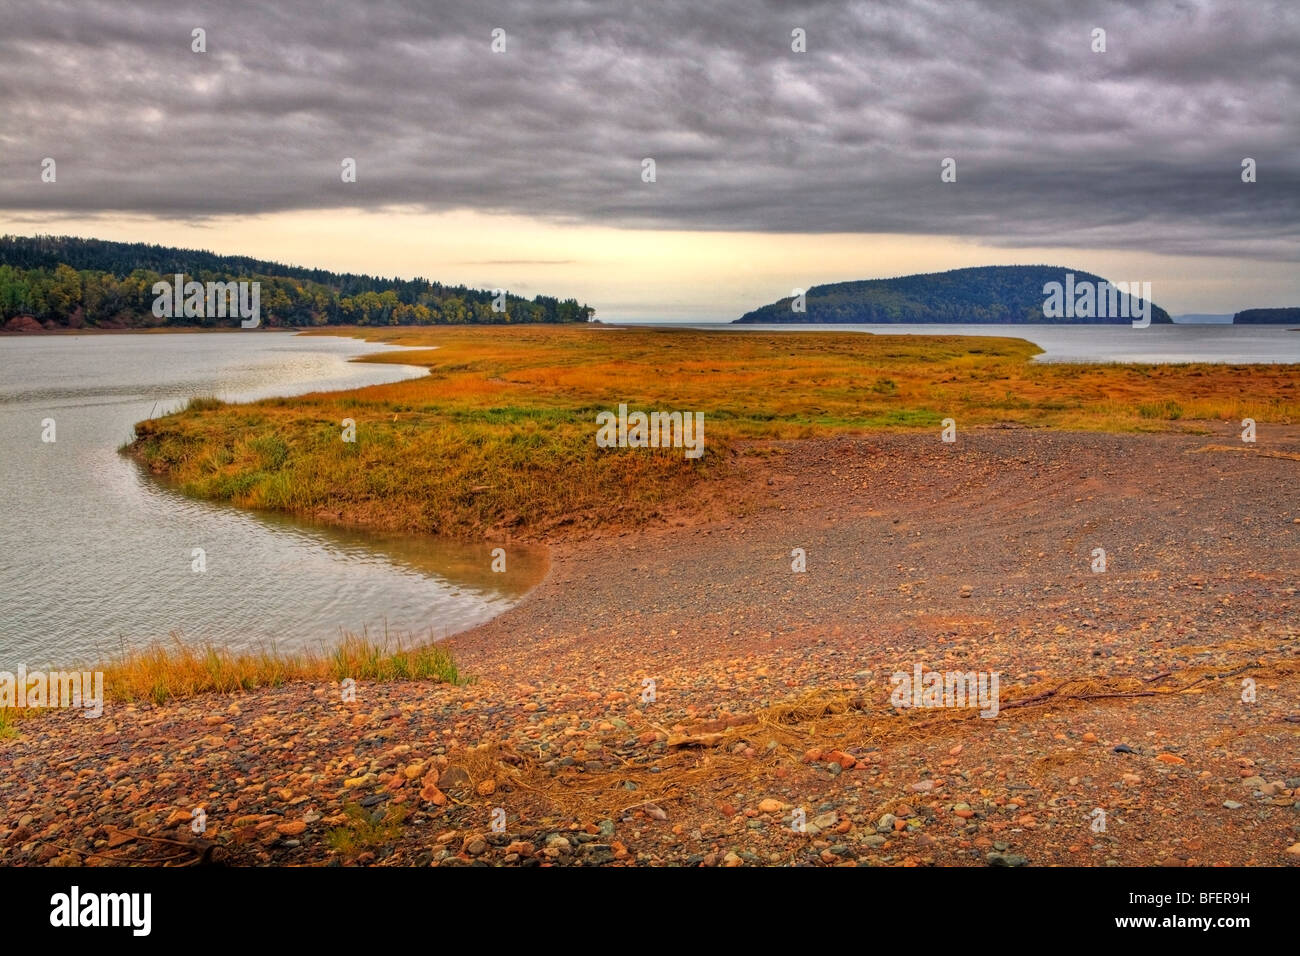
0,325 -> 299,336
6,320 -> 1298,337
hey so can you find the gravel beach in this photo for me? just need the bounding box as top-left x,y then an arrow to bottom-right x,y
4,424 -> 1298,867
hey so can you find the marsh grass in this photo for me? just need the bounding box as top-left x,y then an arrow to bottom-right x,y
99,634 -> 460,705
128,326 -> 1299,538
0,634 -> 460,732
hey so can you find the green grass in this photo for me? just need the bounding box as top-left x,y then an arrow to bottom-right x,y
1138,399 -> 1185,420
326,803 -> 410,856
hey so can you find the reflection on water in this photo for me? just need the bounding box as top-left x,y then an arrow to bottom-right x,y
0,333 -> 545,665
251,509 -> 546,601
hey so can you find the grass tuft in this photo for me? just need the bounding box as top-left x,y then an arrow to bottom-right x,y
0,634 -> 460,733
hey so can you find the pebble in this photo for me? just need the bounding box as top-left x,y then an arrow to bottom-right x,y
3,485 -> 1293,873
438,767 -> 471,790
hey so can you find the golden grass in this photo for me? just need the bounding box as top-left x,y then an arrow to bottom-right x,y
104,634 -> 461,705
0,635 -> 460,731
127,325 -> 1300,539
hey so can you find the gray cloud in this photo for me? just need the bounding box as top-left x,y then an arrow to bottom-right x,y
0,0 -> 1295,259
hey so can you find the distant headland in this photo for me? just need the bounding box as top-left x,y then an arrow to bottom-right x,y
735,265 -> 1173,325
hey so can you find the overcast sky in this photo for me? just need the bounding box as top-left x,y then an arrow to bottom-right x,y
1,0 -> 1295,318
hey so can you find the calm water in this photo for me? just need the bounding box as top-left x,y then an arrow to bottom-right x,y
651,322 -> 1300,364
0,333 -> 546,665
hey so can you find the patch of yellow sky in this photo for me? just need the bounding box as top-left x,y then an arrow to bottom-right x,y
1,207 -> 1277,319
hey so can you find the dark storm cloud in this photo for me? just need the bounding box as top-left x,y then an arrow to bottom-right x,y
0,0 -> 1295,258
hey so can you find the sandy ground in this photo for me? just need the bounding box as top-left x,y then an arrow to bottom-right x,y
2,424 -> 1298,867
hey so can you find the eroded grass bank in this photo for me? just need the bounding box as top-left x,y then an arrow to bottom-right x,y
128,325 -> 1298,538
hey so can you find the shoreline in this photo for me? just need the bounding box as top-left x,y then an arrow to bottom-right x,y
3,426 -> 1297,866
0,326 -> 306,336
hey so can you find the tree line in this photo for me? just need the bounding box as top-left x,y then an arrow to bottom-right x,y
0,235 -> 594,329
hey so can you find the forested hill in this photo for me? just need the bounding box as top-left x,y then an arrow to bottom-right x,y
0,235 -> 594,330
1233,308 -> 1300,324
735,265 -> 1172,324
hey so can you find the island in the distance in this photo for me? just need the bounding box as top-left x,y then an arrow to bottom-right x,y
1232,308 -> 1300,324
735,265 -> 1172,324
